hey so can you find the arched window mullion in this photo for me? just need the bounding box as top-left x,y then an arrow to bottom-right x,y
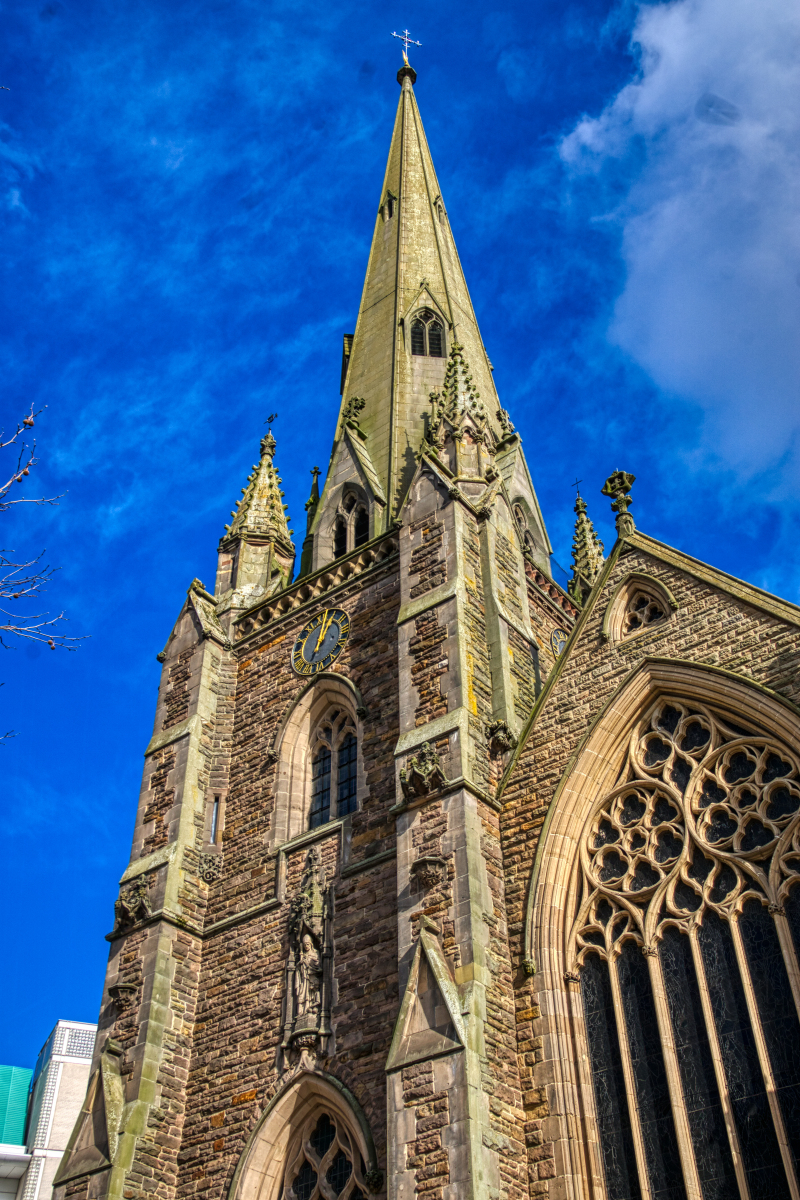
686,926 -> 751,1200
643,948 -> 704,1200
607,947 -> 656,1200
729,913 -> 800,1200
772,889 -> 800,1029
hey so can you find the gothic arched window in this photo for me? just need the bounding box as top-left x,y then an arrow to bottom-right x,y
333,515 -> 348,559
410,308 -> 445,358
353,506 -> 369,548
332,489 -> 370,558
603,572 -> 677,643
568,695 -> 800,1200
308,710 -> 359,830
284,1111 -> 369,1199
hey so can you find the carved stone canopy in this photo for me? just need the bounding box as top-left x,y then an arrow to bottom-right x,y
108,984 -> 137,1011
400,741 -> 450,800
113,878 -> 152,933
486,719 -> 518,758
409,856 -> 447,890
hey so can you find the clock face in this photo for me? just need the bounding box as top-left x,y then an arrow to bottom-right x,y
551,628 -> 568,658
292,608 -> 351,676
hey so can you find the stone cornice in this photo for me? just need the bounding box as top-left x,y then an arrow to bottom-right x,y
232,530 -> 400,648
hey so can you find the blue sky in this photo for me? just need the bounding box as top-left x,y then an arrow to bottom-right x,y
2,0 -> 799,1070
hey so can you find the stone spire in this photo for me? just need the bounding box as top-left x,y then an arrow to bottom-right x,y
310,64 -> 507,532
568,493 -> 605,606
215,430 -> 295,601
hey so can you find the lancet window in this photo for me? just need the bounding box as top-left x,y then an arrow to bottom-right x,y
309,710 -> 359,829
333,491 -> 369,559
410,308 -> 444,358
283,1112 -> 369,1199
568,696 -> 800,1200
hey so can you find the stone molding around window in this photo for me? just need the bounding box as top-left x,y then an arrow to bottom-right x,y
527,660 -> 800,1200
228,1072 -> 382,1200
601,570 -> 679,644
270,677 -> 366,847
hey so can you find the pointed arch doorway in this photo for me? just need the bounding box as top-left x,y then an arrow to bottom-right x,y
228,1073 -> 382,1200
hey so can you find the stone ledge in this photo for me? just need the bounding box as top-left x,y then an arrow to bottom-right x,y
143,713 -> 201,758
397,578 -> 458,626
340,848 -> 397,879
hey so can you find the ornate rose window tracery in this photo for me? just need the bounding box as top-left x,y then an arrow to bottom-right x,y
568,697 -> 800,1200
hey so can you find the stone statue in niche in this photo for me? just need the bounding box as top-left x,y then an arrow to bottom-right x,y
113,878 -> 152,932
281,847 -> 333,1070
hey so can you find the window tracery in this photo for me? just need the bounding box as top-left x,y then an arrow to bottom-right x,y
332,491 -> 370,559
568,696 -> 800,1200
603,573 -> 677,642
309,710 -> 359,830
283,1112 -> 368,1200
410,308 -> 444,358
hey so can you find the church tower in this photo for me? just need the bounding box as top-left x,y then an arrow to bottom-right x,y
52,55 -> 578,1200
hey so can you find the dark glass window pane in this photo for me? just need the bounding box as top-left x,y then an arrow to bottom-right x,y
698,911 -> 792,1200
427,319 -> 444,357
337,734 -> 358,816
310,747 -> 331,829
785,886 -> 800,970
291,1160 -> 317,1200
659,926 -> 738,1200
617,940 -> 686,1200
581,953 -> 643,1200
327,1148 -> 353,1194
354,507 -> 369,547
310,1113 -> 336,1156
739,900 -> 800,1177
411,319 -> 426,356
334,516 -> 348,558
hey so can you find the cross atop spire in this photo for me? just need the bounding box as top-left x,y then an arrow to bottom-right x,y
391,28 -> 421,65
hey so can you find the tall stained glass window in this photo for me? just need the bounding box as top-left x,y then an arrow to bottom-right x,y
570,697 -> 800,1200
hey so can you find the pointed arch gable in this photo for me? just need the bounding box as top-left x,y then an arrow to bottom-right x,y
523,656 -> 800,1198
228,1071 -> 381,1200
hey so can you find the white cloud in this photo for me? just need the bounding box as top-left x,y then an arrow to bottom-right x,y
561,0 -> 800,484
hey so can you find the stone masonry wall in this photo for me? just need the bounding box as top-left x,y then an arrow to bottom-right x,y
409,517 -> 446,599
500,540 -> 800,1195
479,800 -> 527,1200
401,1062 -> 450,1199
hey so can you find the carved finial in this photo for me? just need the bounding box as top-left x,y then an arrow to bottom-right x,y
496,407 -> 515,436
601,469 -> 636,538
568,491 -> 605,606
342,396 -> 367,433
305,466 -> 321,526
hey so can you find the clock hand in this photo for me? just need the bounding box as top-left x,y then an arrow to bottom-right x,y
318,610 -> 335,650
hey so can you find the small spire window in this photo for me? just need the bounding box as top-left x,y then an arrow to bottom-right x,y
354,506 -> 369,547
333,489 -> 370,558
334,515 -> 348,559
411,308 -> 445,358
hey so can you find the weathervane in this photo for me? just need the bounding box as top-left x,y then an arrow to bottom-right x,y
572,477 -> 583,495
391,28 -> 421,65
264,412 -> 278,430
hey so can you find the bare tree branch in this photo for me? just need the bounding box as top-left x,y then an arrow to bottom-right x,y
1,404 -> 86,740
0,405 -> 64,511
